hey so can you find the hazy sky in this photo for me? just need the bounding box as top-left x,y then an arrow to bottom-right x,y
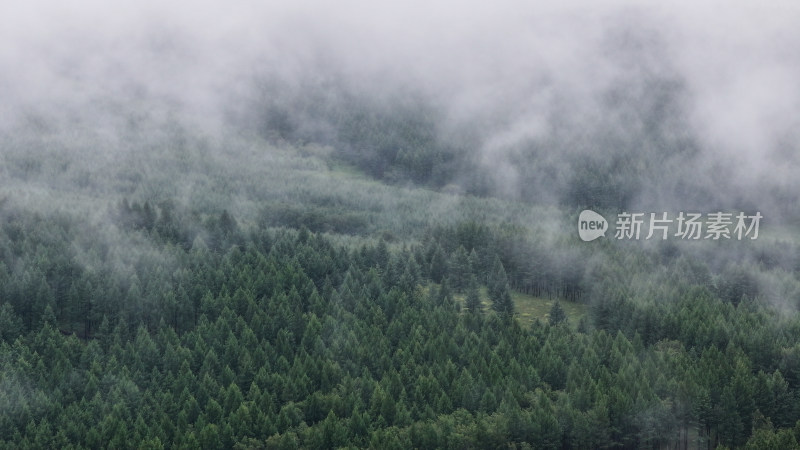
2,1 -> 799,185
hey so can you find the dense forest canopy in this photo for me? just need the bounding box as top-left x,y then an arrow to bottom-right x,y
3,1 -> 800,449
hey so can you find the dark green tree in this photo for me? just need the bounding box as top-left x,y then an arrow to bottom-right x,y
491,282 -> 514,319
465,275 -> 482,313
487,256 -> 509,303
549,301 -> 567,326
449,246 -> 470,292
429,245 -> 447,283
0,303 -> 23,341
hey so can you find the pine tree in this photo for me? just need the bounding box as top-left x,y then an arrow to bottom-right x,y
467,249 -> 480,278
718,386 -> 743,448
548,301 -> 567,326
465,276 -> 482,313
429,245 -> 447,283
488,256 -> 509,303
0,302 -> 23,341
491,282 -> 514,319
436,278 -> 453,306
449,246 -> 470,292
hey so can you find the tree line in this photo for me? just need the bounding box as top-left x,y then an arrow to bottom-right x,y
2,203 -> 800,448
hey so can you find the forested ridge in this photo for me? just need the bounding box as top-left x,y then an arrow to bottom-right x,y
2,194 -> 800,449
4,4 -> 800,447
2,94 -> 800,449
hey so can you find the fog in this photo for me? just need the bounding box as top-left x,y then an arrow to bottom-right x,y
2,0 -> 800,216
5,5 -> 800,447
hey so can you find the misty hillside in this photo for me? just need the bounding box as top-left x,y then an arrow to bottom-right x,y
3,2 -> 800,449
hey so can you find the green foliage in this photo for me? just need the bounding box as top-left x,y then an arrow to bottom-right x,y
465,276 -> 482,313
491,283 -> 515,320
548,301 -> 567,326
0,303 -> 23,342
1,137 -> 800,449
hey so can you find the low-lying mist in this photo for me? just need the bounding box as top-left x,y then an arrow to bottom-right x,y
2,1 -> 799,219
6,5 -> 800,448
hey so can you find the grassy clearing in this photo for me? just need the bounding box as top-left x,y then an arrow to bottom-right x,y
510,290 -> 588,328
451,286 -> 588,329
